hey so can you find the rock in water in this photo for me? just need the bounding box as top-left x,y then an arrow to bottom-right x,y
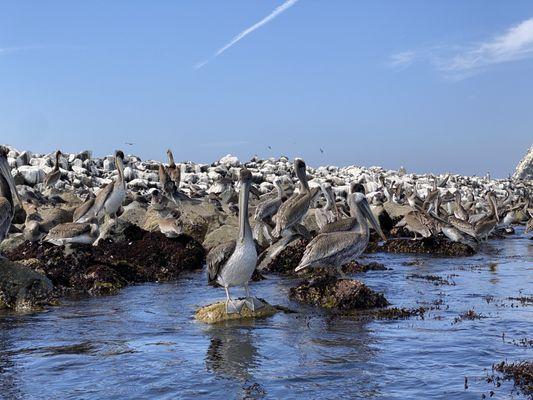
195,300 -> 278,324
289,276 -> 389,310
0,259 -> 54,311
513,145 -> 533,180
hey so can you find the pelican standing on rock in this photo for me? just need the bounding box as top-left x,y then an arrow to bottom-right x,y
166,149 -> 181,189
273,158 -> 318,238
295,193 -> 386,276
43,150 -> 63,188
207,169 -> 261,314
80,150 -> 126,225
0,146 -> 22,255
253,177 -> 284,243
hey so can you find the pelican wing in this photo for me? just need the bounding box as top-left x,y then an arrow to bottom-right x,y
44,170 -> 61,187
91,182 -> 114,216
0,198 -> 13,239
297,231 -> 356,271
47,222 -> 91,239
320,216 -> 357,234
254,197 -> 282,221
73,197 -> 95,222
206,240 -> 236,285
276,188 -> 319,231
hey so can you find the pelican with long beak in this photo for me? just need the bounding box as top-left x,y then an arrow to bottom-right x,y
0,146 -> 22,255
79,150 -> 126,225
295,193 -> 386,276
207,169 -> 261,314
166,149 -> 181,189
43,150 -> 63,188
273,158 -> 318,238
253,177 -> 284,244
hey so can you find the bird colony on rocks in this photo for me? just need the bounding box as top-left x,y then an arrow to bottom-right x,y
0,145 -> 531,316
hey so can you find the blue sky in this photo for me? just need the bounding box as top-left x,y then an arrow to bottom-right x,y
1,1 -> 532,177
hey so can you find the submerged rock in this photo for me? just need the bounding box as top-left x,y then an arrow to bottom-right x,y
0,259 -> 54,311
195,299 -> 277,324
368,237 -> 476,257
6,225 -> 205,297
289,276 -> 389,310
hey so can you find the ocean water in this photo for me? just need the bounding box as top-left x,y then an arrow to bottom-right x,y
1,230 -> 531,399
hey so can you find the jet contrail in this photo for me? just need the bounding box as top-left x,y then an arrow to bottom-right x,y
194,0 -> 299,70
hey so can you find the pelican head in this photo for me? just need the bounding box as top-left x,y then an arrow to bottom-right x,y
350,182 -> 365,195
0,146 -> 21,205
166,149 -> 175,166
349,192 -> 387,241
239,168 -> 253,185
294,158 -> 309,192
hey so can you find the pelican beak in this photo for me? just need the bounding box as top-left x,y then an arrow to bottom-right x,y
0,157 -> 22,205
359,197 -> 387,241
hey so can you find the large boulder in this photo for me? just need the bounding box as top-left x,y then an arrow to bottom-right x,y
0,259 -> 54,311
513,145 -> 533,180
17,165 -> 46,186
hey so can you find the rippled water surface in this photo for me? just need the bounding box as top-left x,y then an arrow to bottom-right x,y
1,231 -> 532,399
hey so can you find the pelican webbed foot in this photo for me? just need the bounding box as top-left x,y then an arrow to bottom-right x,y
225,299 -> 244,314
244,297 -> 265,312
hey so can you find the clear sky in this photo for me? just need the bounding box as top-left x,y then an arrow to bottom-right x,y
1,1 -> 532,177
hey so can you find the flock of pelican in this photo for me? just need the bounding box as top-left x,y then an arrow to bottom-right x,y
1,145 -> 531,314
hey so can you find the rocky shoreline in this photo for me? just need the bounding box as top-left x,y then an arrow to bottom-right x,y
1,146 -> 531,314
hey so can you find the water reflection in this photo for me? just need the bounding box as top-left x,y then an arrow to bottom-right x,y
205,323 -> 259,382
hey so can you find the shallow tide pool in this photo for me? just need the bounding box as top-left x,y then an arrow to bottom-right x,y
1,231 -> 532,399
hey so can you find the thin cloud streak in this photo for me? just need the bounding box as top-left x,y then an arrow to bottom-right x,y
194,0 -> 299,70
389,17 -> 533,79
389,50 -> 416,69
442,17 -> 533,73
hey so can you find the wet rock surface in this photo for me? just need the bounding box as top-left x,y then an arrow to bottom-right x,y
0,259 -> 55,311
6,225 -> 205,297
368,237 -> 476,257
289,276 -> 389,310
195,299 -> 278,324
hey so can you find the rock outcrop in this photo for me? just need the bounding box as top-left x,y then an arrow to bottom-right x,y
513,145 -> 533,180
0,259 -> 54,311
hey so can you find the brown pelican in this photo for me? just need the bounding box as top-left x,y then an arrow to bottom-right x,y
80,151 -> 126,225
315,183 -> 337,231
73,192 -> 95,222
166,149 -> 181,189
0,146 -> 22,254
43,150 -> 63,188
23,213 -> 46,242
45,222 -> 100,246
273,158 -> 318,238
453,191 -> 469,221
158,164 -> 176,199
207,169 -> 261,314
396,210 -> 434,239
253,177 -> 284,243
295,193 -> 386,275
157,209 -> 183,238
473,193 -> 499,240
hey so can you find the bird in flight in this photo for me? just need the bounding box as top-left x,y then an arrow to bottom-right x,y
320,148 -> 324,154
125,142 -> 134,146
